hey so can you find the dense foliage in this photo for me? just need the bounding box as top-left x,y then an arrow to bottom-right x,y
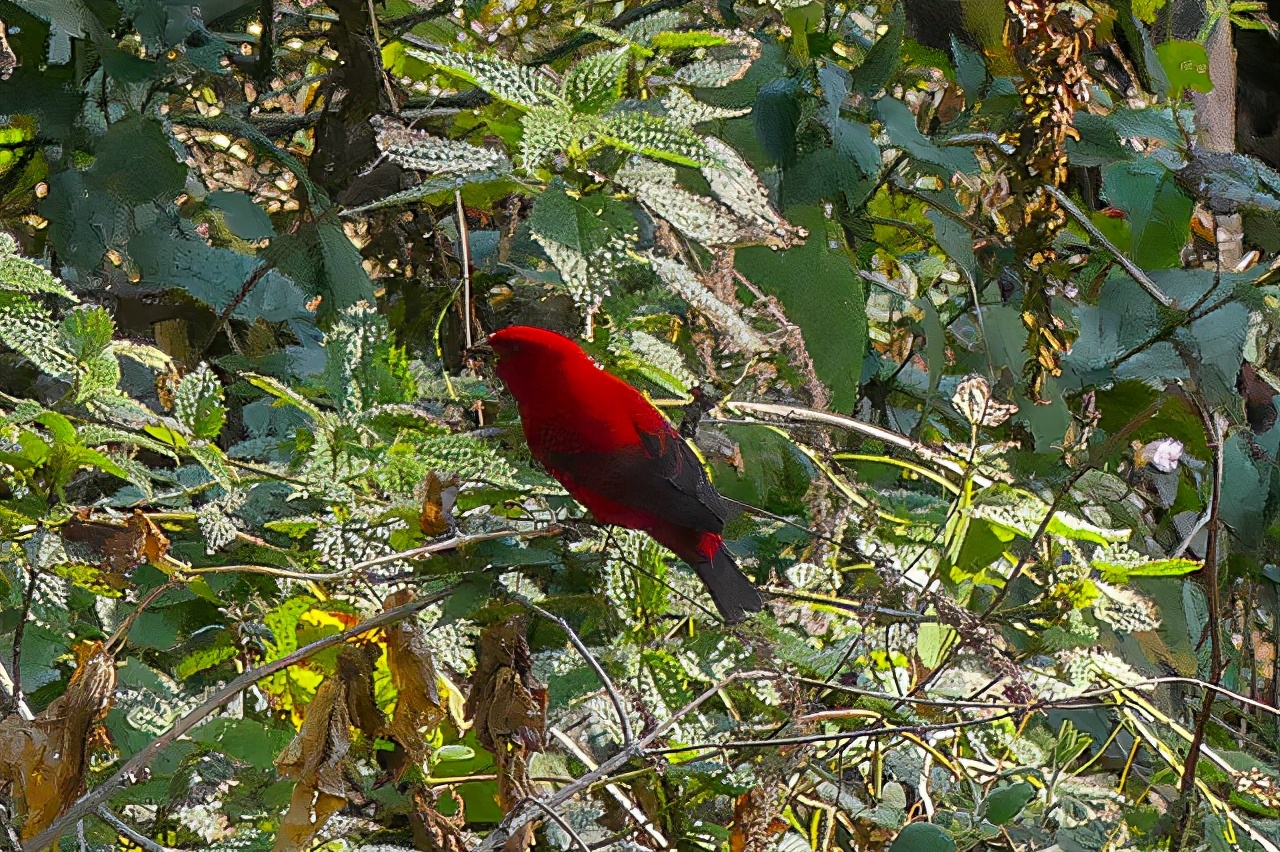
1,0 -> 1280,850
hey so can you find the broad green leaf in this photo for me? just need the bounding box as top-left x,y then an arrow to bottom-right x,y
208,191 -> 275,240
87,115 -> 188,205
1156,40 -> 1212,95
174,364 -> 227,440
983,782 -> 1035,825
736,206 -> 867,410
851,2 -> 904,95
754,78 -> 801,168
888,823 -> 955,852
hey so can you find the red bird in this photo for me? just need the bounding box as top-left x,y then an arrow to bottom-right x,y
488,325 -> 763,623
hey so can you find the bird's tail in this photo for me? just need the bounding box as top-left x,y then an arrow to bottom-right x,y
690,546 -> 763,624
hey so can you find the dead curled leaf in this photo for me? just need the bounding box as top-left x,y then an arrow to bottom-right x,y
411,787 -> 470,852
0,642 -> 117,840
419,471 -> 459,537
384,590 -> 446,769
465,619 -> 547,810
730,784 -> 787,852
64,510 -> 171,576
272,645 -> 382,852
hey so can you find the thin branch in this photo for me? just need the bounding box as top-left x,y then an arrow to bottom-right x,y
193,261 -> 277,361
183,527 -> 560,582
547,729 -> 668,849
525,797 -> 591,852
518,598 -> 634,746
455,190 -> 474,349
104,582 -> 183,656
644,710 -> 1020,755
1043,185 -> 1174,309
93,808 -> 182,852
726,401 -> 997,487
1177,410 -> 1226,807
23,585 -> 458,852
470,671 -> 780,852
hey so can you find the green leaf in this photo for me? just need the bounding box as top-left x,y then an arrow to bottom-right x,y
754,78 -> 801,168
851,2 -> 904,95
983,782 -> 1035,825
650,31 -> 731,49
888,823 -> 955,852
563,47 -> 629,112
0,233 -> 77,300
61,306 -> 114,361
418,48 -> 558,109
192,718 -> 294,770
87,115 -> 188,205
735,207 -> 867,410
174,363 -> 227,440
1100,162 -> 1192,269
1156,40 -> 1213,96
208,191 -> 275,240
266,218 -> 375,324
876,97 -> 978,176
951,36 -> 987,97
1095,557 -> 1200,580
599,108 -> 715,166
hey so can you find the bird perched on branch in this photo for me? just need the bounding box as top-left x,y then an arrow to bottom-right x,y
486,325 -> 763,623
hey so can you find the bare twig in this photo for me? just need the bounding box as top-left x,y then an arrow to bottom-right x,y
525,797 -> 591,852
644,710 -> 1021,755
93,808 -> 183,852
518,599 -> 634,746
455,190 -> 474,349
1177,410 -> 1226,820
726,401 -> 997,487
547,730 -> 668,849
1044,185 -> 1175,309
193,261 -> 277,361
471,671 -> 780,852
105,582 -> 183,656
23,585 -> 458,852
183,527 -> 560,582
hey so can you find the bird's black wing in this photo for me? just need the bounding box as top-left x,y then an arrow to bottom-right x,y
542,422 -> 736,533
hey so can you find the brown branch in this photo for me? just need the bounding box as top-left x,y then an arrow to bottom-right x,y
1175,409 -> 1226,835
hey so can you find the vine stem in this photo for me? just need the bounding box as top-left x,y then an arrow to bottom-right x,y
24,585 -> 458,852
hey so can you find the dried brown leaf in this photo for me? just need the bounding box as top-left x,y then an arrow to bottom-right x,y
466,620 -> 546,809
384,591 -> 446,769
502,820 -> 538,852
730,786 -> 786,852
411,787 -> 469,852
419,472 -> 460,537
0,642 -> 117,840
94,510 -> 171,574
338,643 -> 386,738
273,675 -> 358,852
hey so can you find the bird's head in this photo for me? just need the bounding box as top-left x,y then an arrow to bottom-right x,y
487,325 -> 594,399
